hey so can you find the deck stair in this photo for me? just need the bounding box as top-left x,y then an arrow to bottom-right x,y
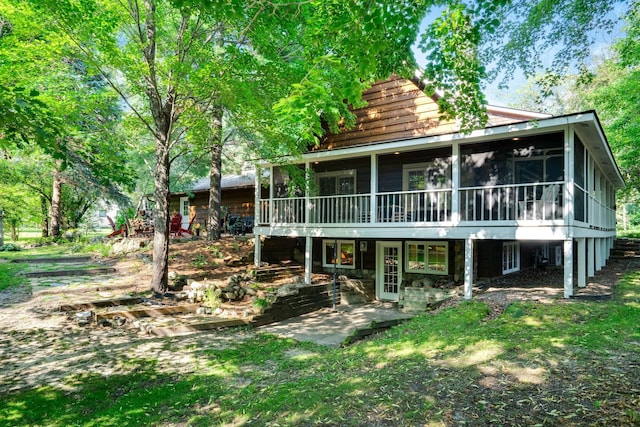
255,263 -> 304,282
611,238 -> 640,259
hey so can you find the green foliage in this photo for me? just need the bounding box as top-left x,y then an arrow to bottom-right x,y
208,246 -> 222,258
115,207 -> 135,230
0,260 -> 27,292
253,297 -> 270,313
204,286 -> 221,310
190,254 -> 208,268
0,243 -> 21,252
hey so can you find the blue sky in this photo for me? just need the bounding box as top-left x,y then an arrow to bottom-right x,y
411,2 -> 628,108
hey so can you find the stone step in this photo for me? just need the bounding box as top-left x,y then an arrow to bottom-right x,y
23,267 -> 117,278
11,256 -> 93,264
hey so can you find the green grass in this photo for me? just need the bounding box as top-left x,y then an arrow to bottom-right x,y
617,226 -> 640,238
1,266 -> 639,425
0,260 -> 28,292
0,230 -> 112,261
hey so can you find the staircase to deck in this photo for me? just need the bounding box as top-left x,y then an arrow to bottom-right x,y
611,238 -> 640,259
255,263 -> 305,282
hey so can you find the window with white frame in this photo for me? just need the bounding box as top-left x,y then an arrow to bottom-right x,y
405,241 -> 448,275
402,161 -> 451,191
316,169 -> 356,196
502,241 -> 520,274
323,240 -> 355,269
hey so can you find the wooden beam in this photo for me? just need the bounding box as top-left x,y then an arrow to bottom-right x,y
24,267 -> 116,278
11,256 -> 92,264
95,303 -> 202,320
59,296 -> 144,312
148,319 -> 250,337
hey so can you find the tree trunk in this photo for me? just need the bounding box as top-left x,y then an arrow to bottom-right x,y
40,195 -> 49,237
50,168 -> 63,238
151,137 -> 171,294
207,108 -> 223,241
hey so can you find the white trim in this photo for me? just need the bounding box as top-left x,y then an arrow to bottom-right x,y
405,241 -> 449,275
486,104 -> 552,119
322,239 -> 356,269
502,241 -> 520,274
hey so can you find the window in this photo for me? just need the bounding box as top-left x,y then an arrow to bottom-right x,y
316,170 -> 356,196
502,241 -> 520,274
513,147 -> 563,183
323,240 -> 355,269
405,241 -> 448,275
402,161 -> 451,191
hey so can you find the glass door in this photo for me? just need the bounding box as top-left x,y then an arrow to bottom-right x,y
376,241 -> 402,301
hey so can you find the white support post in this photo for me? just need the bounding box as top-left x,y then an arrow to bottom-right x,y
304,235 -> 312,285
451,143 -> 460,224
370,154 -> 377,223
254,166 -> 261,223
577,238 -> 586,288
269,166 -> 275,225
254,234 -> 261,268
304,161 -> 310,225
565,125 -> 575,226
601,237 -> 607,267
595,238 -> 603,271
587,238 -> 595,278
564,239 -> 574,298
464,238 -> 474,299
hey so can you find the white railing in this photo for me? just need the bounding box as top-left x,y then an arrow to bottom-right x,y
309,194 -> 371,224
377,189 -> 452,222
258,184 -> 567,225
589,196 -> 616,230
460,182 -> 563,222
258,197 -> 306,224
258,189 -> 452,225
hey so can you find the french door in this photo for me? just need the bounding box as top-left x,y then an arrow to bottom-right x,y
376,241 -> 403,301
179,197 -> 190,229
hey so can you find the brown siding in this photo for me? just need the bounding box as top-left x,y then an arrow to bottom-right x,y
169,186 -> 265,230
319,78 -> 456,149
316,76 -> 544,151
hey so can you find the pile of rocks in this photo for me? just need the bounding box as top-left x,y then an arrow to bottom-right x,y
183,272 -> 259,303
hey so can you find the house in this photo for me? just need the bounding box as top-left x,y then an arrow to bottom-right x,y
169,171 -> 263,234
252,76 -> 624,300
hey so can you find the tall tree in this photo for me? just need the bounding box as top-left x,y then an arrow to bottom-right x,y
0,2 -> 134,236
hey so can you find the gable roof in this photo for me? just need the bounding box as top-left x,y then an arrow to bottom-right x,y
175,172 -> 256,195
317,76 -> 550,150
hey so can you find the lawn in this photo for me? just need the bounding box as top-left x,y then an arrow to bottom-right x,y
0,261 -> 638,426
